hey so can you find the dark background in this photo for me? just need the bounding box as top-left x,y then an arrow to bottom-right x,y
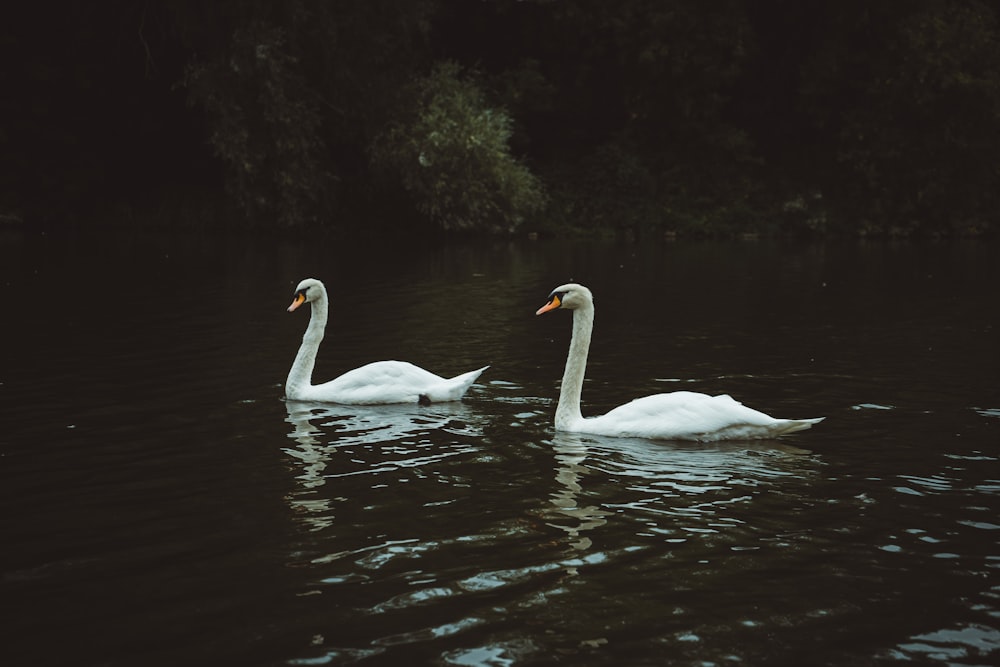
2,0 -> 998,237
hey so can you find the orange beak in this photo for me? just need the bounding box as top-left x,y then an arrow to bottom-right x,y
287,293 -> 306,312
535,294 -> 561,315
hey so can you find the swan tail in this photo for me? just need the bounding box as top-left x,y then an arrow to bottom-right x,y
774,417 -> 825,436
420,366 -> 489,404
688,416 -> 824,442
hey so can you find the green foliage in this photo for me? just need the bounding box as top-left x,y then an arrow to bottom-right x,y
7,0 -> 999,237
370,62 -> 547,233
183,21 -> 329,227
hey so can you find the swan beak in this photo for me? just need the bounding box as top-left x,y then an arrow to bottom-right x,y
535,294 -> 561,315
287,293 -> 306,312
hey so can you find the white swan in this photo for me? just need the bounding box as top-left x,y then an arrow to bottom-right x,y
536,283 -> 823,441
285,278 -> 488,404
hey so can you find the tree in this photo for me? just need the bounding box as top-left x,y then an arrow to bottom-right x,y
177,0 -> 439,228
370,62 -> 546,233
184,21 -> 327,227
796,0 -> 1000,235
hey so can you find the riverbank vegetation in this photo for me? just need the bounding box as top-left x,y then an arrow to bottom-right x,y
2,1 -> 997,238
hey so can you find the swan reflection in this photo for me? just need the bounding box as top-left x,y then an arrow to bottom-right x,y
283,399 -> 484,531
545,433 -> 611,553
542,431 -> 816,557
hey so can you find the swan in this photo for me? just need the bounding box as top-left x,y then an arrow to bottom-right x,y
536,283 -> 823,441
285,278 -> 488,404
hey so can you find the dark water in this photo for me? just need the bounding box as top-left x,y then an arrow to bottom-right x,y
2,231 -> 998,666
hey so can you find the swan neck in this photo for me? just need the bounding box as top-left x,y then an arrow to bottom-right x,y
556,303 -> 593,429
286,293 -> 328,397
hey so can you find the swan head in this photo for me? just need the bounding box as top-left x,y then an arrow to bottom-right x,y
288,278 -> 327,312
536,283 -> 593,315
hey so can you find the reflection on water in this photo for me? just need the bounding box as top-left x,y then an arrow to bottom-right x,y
542,432 -> 816,557
277,386 -> 839,663
547,432 -> 823,575
545,434 -> 611,553
283,399 -> 486,532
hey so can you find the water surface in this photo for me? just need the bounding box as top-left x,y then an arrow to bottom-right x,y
2,232 -> 998,666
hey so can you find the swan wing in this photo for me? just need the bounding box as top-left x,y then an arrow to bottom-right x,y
303,361 -> 487,405
580,391 -> 823,442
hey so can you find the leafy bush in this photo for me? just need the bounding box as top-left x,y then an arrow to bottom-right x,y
371,62 -> 546,233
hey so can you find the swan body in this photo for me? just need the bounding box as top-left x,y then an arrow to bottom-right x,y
536,283 -> 823,441
286,278 -> 487,404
